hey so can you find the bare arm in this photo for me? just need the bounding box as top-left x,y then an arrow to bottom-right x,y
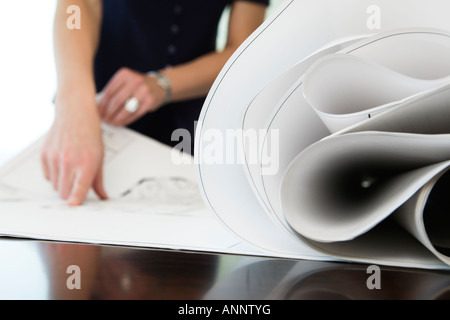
54,0 -> 101,100
41,0 -> 107,206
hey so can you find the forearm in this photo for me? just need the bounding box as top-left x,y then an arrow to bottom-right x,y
159,50 -> 235,102
54,0 -> 102,103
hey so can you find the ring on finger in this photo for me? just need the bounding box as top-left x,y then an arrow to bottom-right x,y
124,97 -> 140,113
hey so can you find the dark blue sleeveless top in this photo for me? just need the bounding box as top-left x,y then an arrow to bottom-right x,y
94,0 -> 269,153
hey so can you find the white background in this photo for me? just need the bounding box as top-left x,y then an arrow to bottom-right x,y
0,1 -> 56,165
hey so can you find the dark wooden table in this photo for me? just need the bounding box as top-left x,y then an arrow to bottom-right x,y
0,238 -> 449,300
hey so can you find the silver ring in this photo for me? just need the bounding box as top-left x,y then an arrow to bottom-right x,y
124,97 -> 140,113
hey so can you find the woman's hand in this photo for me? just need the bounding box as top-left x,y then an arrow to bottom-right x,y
41,93 -> 108,206
98,67 -> 167,126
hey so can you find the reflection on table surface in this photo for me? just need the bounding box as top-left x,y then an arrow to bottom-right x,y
0,238 -> 449,300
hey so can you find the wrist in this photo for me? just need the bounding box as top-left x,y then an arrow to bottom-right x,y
147,71 -> 172,106
55,87 -> 97,106
54,91 -> 99,122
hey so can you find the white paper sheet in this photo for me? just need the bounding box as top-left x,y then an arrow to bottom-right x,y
0,124 -> 263,256
281,133 -> 450,241
302,29 -> 450,133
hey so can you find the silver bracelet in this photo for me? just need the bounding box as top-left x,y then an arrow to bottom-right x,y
147,71 -> 172,105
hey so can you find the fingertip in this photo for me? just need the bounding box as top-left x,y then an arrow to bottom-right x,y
100,188 -> 109,200
67,196 -> 83,207
67,177 -> 90,207
96,188 -> 109,201
93,178 -> 109,200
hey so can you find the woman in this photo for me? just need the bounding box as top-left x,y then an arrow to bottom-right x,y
41,0 -> 269,206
